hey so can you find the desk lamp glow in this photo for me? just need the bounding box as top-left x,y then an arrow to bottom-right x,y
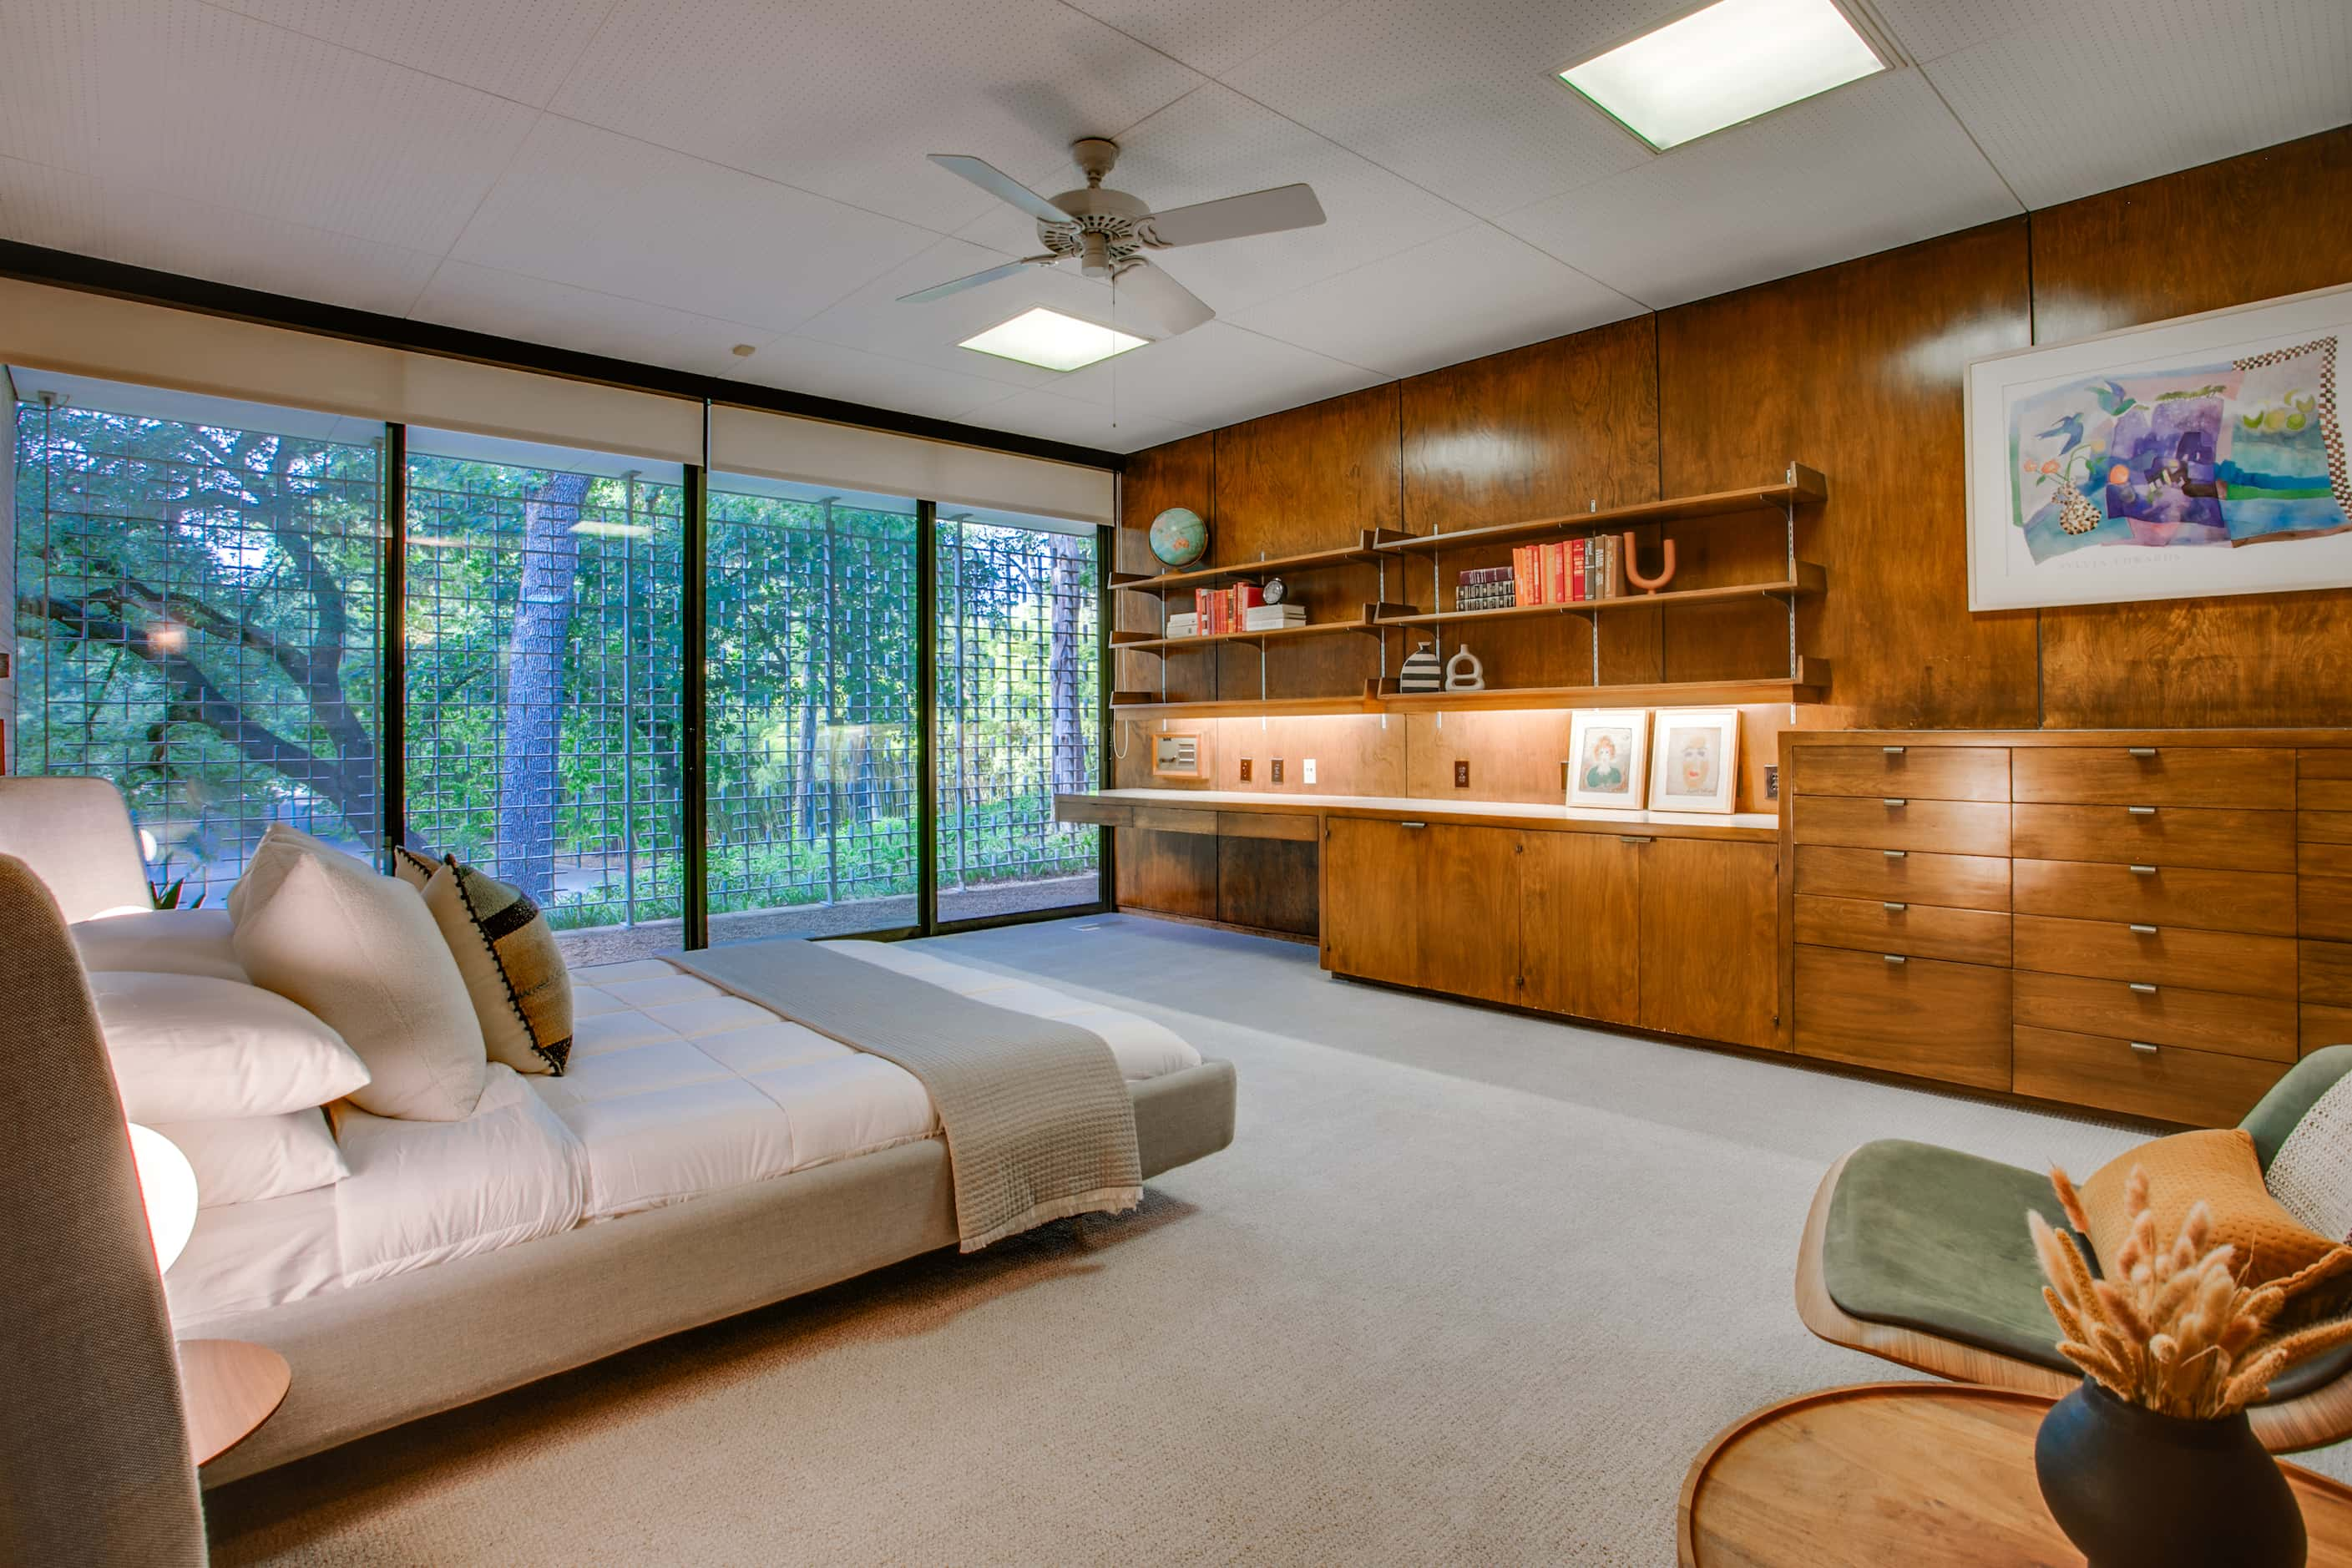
128,1123 -> 198,1274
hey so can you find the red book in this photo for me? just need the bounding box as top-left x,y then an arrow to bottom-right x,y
1514,544 -> 1540,605
1236,583 -> 1264,610
1547,540 -> 1568,605
1571,539 -> 1587,603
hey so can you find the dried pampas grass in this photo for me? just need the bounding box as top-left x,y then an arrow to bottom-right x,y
2033,1163 -> 2352,1419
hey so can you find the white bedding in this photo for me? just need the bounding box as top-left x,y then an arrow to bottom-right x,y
166,942 -> 1197,1331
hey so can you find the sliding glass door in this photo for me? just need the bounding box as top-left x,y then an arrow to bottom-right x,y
933,509 -> 1101,925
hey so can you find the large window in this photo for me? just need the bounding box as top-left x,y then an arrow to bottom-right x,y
706,479 -> 918,940
10,372 -> 384,905
934,511 -> 1100,923
404,432 -> 686,962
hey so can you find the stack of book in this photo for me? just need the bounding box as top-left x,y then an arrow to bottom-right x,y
1454,566 -> 1516,611
1511,536 -> 1625,604
1242,602 -> 1306,632
1164,611 -> 1199,638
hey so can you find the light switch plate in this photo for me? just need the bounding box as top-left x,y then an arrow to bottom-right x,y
1271,758 -> 1285,784
1303,758 -> 1317,784
1454,760 -> 1470,789
1239,758 -> 1252,781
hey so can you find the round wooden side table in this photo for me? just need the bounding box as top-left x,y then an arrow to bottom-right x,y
179,1338 -> 291,1466
1679,1382 -> 2352,1566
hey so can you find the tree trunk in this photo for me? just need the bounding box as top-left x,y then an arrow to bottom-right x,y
1046,534 -> 1092,797
497,472 -> 589,903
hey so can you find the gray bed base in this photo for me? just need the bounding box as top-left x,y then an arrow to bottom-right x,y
199,1059 -> 1236,1486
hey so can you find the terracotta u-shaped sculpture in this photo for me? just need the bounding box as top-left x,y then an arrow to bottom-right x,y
1623,531 -> 1677,594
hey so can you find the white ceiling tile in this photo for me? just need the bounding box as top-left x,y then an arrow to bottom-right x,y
956,83 -> 1479,319
1498,68 -> 2021,308
450,117 -> 938,333
199,0 -> 620,107
1227,226 -> 1641,378
1050,321 -> 1385,428
1869,0 -> 2086,63
1059,0 -> 1354,78
410,259 -> 777,377
1926,0 -> 2352,210
0,154 -> 443,316
1221,0 -> 1672,219
723,336 -> 1020,422
959,387 -> 1201,454
0,0 -> 538,253
549,0 -> 1202,230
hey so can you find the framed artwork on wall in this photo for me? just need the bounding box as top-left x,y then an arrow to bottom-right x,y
1646,708 -> 1740,814
1565,709 -> 1650,810
1965,281 -> 2352,611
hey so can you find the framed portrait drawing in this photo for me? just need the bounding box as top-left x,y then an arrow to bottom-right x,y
1646,708 -> 1740,815
1965,281 -> 2352,611
1565,709 -> 1650,811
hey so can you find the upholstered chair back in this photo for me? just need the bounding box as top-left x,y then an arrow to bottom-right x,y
0,853 -> 207,1565
0,776 -> 154,923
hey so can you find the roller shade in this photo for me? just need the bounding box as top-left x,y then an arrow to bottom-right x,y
0,277 -> 702,464
709,403 -> 1113,528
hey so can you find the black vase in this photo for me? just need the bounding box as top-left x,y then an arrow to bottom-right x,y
2035,1378 -> 2305,1568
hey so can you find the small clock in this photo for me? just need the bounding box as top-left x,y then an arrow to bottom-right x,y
1261,576 -> 1287,604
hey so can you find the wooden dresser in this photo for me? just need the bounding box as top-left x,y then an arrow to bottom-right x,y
1782,731 -> 2352,1127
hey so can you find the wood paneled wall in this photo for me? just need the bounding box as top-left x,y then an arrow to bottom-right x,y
1114,128 -> 2352,796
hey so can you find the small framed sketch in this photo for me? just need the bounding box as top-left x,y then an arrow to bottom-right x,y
1565,709 -> 1651,810
1647,708 -> 1741,814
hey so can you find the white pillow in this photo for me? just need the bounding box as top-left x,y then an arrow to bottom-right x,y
73,908 -> 247,983
232,826 -> 488,1121
92,971 -> 371,1122
2268,1071 -> 2352,1243
149,1110 -> 349,1208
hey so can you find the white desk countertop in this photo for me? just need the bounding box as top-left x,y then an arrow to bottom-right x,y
1080,787 -> 1779,832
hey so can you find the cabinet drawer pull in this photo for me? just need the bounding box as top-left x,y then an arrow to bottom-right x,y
2129,864 -> 2157,876
1398,821 -> 1428,829
2129,982 -> 2158,994
2128,746 -> 2158,758
1882,745 -> 1906,755
2129,923 -> 2159,936
2129,1041 -> 2160,1055
1882,901 -> 1907,912
1617,834 -> 1653,844
1883,797 -> 1908,807
1883,953 -> 1908,965
1882,849 -> 1907,860
2128,805 -> 2158,817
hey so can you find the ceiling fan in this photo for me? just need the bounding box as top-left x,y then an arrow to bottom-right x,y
899,138 -> 1326,339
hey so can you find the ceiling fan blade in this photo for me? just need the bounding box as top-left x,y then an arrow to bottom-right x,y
928,154 -> 1071,225
1144,183 -> 1326,248
897,255 -> 1060,304
1114,261 -> 1215,336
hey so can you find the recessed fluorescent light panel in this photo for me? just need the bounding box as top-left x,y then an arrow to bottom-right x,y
959,307 -> 1147,372
1558,0 -> 1889,152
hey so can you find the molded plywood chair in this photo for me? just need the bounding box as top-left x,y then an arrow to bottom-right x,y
1796,1046 -> 2352,1454
0,853 -> 207,1565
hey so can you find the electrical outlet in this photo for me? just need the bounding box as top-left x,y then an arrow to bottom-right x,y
1239,758 -> 1252,782
1764,764 -> 1779,801
1454,759 -> 1470,789
1303,758 -> 1317,784
1271,758 -> 1285,784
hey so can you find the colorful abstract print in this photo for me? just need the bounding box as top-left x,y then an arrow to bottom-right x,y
2009,336 -> 2349,564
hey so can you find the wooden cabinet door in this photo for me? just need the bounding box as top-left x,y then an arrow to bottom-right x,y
1419,824 -> 1524,1005
1522,831 -> 1641,1024
1638,838 -> 1780,1049
1320,817 -> 1424,984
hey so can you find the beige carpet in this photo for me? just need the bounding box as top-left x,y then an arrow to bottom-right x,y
204,915 -> 2330,1565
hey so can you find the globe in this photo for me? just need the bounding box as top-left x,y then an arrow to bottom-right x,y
1148,507 -> 1209,568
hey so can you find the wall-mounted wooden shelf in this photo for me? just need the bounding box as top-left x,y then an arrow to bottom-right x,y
1107,659 -> 1829,719
1375,465 -> 1826,557
1109,691 -> 1385,720
1113,529 -> 1416,592
1112,603 -> 1410,653
1375,563 -> 1826,628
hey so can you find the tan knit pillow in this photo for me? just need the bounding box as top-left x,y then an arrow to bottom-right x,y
2080,1128 -> 2337,1287
417,857 -> 572,1075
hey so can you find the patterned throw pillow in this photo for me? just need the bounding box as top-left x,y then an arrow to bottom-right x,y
2268,1073 -> 2352,1245
411,853 -> 573,1075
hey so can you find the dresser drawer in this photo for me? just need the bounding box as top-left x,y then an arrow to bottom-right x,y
1130,806 -> 1218,836
2307,941 -> 2352,1007
1792,796 -> 2011,857
2010,804 -> 2294,873
1792,746 -> 2008,803
1216,810 -> 1318,842
2011,915 -> 2297,999
2012,971 -> 2296,1062
2011,859 -> 2295,937
1793,945 -> 2011,1090
2305,812 -> 2352,845
2309,1005 -> 2352,1056
2015,1026 -> 2287,1128
1793,846 -> 2011,911
2304,778 -> 2352,812
1055,797 -> 1132,827
2011,747 -> 2293,809
1796,895 -> 2011,966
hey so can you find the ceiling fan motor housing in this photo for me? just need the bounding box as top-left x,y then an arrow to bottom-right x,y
1039,182 -> 1152,276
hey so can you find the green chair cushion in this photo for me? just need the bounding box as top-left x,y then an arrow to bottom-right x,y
2245,1045 -> 2352,1173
